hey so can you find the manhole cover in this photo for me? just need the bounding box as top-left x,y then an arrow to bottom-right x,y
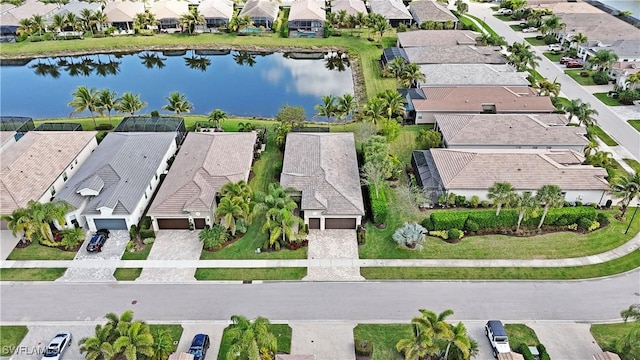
132,300 -> 138,305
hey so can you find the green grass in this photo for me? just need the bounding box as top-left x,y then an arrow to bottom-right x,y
590,125 -> 619,146
524,37 -> 546,46
194,267 -> 306,280
591,322 -> 635,355
7,241 -> 77,260
542,51 -> 563,62
505,324 -> 540,349
494,14 -> 514,21
0,268 -> 66,281
121,242 -> 154,260
623,158 -> 640,173
594,93 -> 624,106
149,324 -> 183,354
113,268 -> 142,281
0,326 -> 29,356
454,12 -> 481,33
353,324 -> 410,360
217,323 -> 292,359
554,97 -> 571,108
527,68 -> 544,81
565,70 -> 595,86
510,25 -> 524,32
464,14 -> 502,38
627,120 -> 640,132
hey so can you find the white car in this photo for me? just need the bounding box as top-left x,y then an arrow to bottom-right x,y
41,332 -> 72,360
548,44 -> 562,51
522,27 -> 539,33
497,8 -> 513,15
485,321 -> 511,358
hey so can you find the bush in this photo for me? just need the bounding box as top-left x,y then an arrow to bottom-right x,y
125,240 -> 136,252
429,230 -> 448,240
139,216 -> 152,230
580,71 -> 590,77
397,23 -> 407,32
577,217 -> 593,230
447,228 -> 463,240
480,200 -> 490,208
468,210 -> 519,229
455,195 -> 466,207
354,339 -> 373,356
139,229 -> 155,239
470,195 -> 480,208
464,219 -> 479,232
588,221 -> 600,232
537,344 -> 551,360
517,343 -> 535,360
371,186 -> 388,224
199,224 -> 229,250
96,131 -> 109,144
597,212 -> 609,224
592,71 -> 610,85
142,237 -> 155,245
575,201 -> 583,207
95,123 -> 114,130
235,219 -> 248,234
129,225 -> 137,240
543,34 -> 557,44
393,222 -> 427,250
430,211 -> 468,230
421,217 -> 434,231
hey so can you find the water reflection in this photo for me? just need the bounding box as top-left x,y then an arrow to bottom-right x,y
29,55 -> 121,78
139,52 -> 167,69
233,51 -> 258,67
324,51 -> 350,72
184,50 -> 211,72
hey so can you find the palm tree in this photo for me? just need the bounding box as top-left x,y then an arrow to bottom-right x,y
50,13 -> 66,33
400,63 -> 426,88
362,97 -> 386,124
456,0 -> 468,15
577,102 -> 598,127
562,98 -> 583,123
112,320 -> 155,360
626,72 -> 640,90
535,184 -> 565,229
30,14 -> 46,37
1,207 -> 34,244
507,42 -> 540,71
442,322 -> 471,360
513,191 -> 538,231
180,7 -> 205,34
162,92 -> 192,114
79,8 -> 96,34
220,180 -> 252,203
226,315 -> 277,360
540,15 -> 564,36
17,18 -> 33,40
570,32 -> 587,47
68,86 -> 103,129
314,95 -> 338,123
367,13 -> 388,43
262,208 -> 304,250
537,78 -> 561,96
207,109 -> 227,130
150,329 -> 173,360
590,49 -> 619,71
383,57 -> 407,81
94,10 -> 108,32
583,138 -> 599,158
586,151 -> 613,168
396,309 -> 455,360
79,323 -> 114,360
97,88 -> 117,124
336,93 -> 357,124
115,92 -> 147,116
610,173 -> 640,218
216,196 -> 249,235
65,13 -> 80,31
487,182 -> 516,216
379,89 -> 406,121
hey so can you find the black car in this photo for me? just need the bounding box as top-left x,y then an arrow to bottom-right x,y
86,229 -> 110,252
188,334 -> 210,360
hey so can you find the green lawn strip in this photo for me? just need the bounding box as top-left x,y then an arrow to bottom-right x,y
590,125 -> 619,146
509,25 -> 524,32
0,326 -> 29,356
360,247 -> 640,280
195,267 -> 306,281
542,52 -> 562,62
527,68 -> 544,81
217,323 -> 291,359
0,268 -> 66,281
7,241 -> 76,260
593,93 -> 623,106
627,120 -> 640,132
149,325 -> 183,354
113,268 -> 142,281
565,70 -> 595,86
494,14 -> 514,21
505,324 -> 540,349
121,242 -> 153,260
353,324 -> 409,360
591,322 -> 635,354
524,37 -> 546,46
464,14 -> 501,38
610,159 -> 631,181
453,11 -> 481,32
623,158 -> 640,173
554,97 -> 570,108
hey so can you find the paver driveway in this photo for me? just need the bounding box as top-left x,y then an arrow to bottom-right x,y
57,230 -> 128,282
11,324 -> 95,360
304,229 -> 363,281
137,230 -> 202,282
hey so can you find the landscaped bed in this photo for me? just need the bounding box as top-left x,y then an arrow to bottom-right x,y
194,268 -> 307,281
628,119 -> 640,132
353,324 -> 411,360
217,323 -> 291,360
590,125 -> 619,146
0,325 -> 29,356
565,70 -> 596,86
0,268 -> 66,281
7,241 -> 77,260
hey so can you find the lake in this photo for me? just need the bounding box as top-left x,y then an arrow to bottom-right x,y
0,50 -> 354,120
597,0 -> 640,16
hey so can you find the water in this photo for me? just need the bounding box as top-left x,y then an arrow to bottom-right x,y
597,0 -> 640,16
0,50 -> 354,120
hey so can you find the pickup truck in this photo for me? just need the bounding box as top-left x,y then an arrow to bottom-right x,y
485,320 -> 511,358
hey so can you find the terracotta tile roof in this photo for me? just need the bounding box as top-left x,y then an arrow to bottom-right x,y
148,132 -> 257,216
1,131 -> 97,214
397,30 -> 480,47
413,86 -> 556,112
403,45 -> 506,64
409,0 -> 457,23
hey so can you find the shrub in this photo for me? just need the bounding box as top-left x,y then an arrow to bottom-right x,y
60,228 -> 85,250
392,222 -> 427,250
580,71 -> 590,77
597,212 -> 609,224
517,343 -> 535,360
464,219 -> 479,232
555,216 -> 569,226
421,217 -> 434,231
125,240 -> 136,252
429,230 -> 448,240
575,201 -> 583,207
235,219 -> 248,234
588,221 -> 600,232
139,229 -> 155,239
371,186 -> 388,224
96,131 -> 109,144
537,344 -> 550,360
142,237 -> 155,245
447,228 -> 463,240
480,200 -> 490,208
357,225 -> 366,245
430,211 -> 468,230
139,216 -> 152,230
397,23 -> 407,32
199,224 -> 229,250
577,217 -> 593,230
470,195 -> 480,208
568,223 -> 578,230
592,71 -> 610,85
95,123 -> 114,130
354,339 -> 373,356
129,225 -> 137,240
455,195 -> 466,207
468,210 -> 519,229
543,34 -> 556,44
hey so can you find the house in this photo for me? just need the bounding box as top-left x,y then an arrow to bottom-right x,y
0,132 -> 16,151
408,0 -> 458,28
55,1 -> 101,19
330,0 -> 367,16
610,61 -> 640,89
288,0 -> 325,36
411,86 -> 556,124
281,133 -> 365,230
0,0 -> 58,26
396,30 -> 480,48
55,133 -> 177,231
150,0 -> 189,32
369,0 -> 412,27
417,64 -> 529,87
239,0 -> 280,29
411,149 -> 610,205
434,114 -> 588,152
104,1 -> 145,32
585,39 -> 640,63
0,131 -> 98,218
198,0 -> 233,30
0,116 -> 34,140
148,132 -> 257,231
114,115 -> 187,146
401,45 -> 506,65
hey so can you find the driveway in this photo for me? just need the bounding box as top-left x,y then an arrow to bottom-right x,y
11,324 -> 95,360
529,323 -> 603,360
177,323 -> 227,360
57,230 -> 129,282
304,230 -> 364,282
0,230 -> 21,261
290,322 -> 356,360
136,230 -> 203,282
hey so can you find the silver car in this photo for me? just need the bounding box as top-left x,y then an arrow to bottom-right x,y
41,332 -> 71,360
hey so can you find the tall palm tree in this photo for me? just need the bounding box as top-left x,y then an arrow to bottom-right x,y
507,41 -> 540,71
30,14 -> 46,37
513,191 -> 538,231
79,8 -> 96,34
65,13 -> 80,31
379,89 -> 406,121
314,95 -> 338,123
115,92 -> 147,116
216,196 -> 249,235
150,329 -> 174,360
626,72 -> 640,90
540,15 -> 564,36
570,32 -> 588,47
207,109 -> 227,130
442,322 -> 471,360
17,18 -> 33,40
220,180 -> 252,204
68,86 -> 103,129
226,315 -> 277,360
336,93 -> 357,124
362,97 -> 386,124
383,57 -> 407,82
97,88 -> 117,124
535,184 -> 565,229
537,78 -> 561,97
162,92 -> 192,114
583,138 -> 599,158
262,208 -> 304,250
180,7 -> 205,35
562,98 -> 583,123
1,207 -> 33,244
577,102 -> 598,127
400,63 -> 426,88
397,309 -> 454,360
50,13 -> 66,33
79,323 -> 114,360
586,151 -> 613,168
487,182 -> 516,216
112,320 -> 155,360
610,172 -> 640,218
94,10 -> 108,32
590,49 -> 619,72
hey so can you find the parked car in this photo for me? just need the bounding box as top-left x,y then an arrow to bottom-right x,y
497,8 -> 513,14
547,44 -> 562,51
86,229 -> 109,252
560,56 -> 575,64
566,60 -> 584,68
522,27 -> 538,33
188,334 -> 210,360
485,321 -> 510,358
41,332 -> 71,360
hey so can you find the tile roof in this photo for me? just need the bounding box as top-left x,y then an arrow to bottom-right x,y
1,131 -> 97,214
239,0 -> 279,20
198,0 -> 233,19
148,132 -> 257,216
56,1 -> 101,17
396,30 -> 480,47
369,0 -> 412,20
0,0 -> 57,26
55,133 -> 176,216
104,1 -> 145,22
281,133 -> 364,216
435,114 -> 589,147
426,148 -> 609,191
558,12 -> 640,44
0,132 -> 16,147
330,0 -> 367,15
404,45 -> 506,64
150,0 -> 189,20
418,64 -> 529,86
409,0 -> 457,23
413,86 -> 556,112
587,39 -> 640,59
289,0 -> 325,21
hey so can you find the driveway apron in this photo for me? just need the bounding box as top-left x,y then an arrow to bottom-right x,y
57,230 -> 129,282
11,324 -> 95,360
528,323 -> 603,360
137,230 -> 203,282
176,323 -> 227,360
289,322 -> 356,360
304,230 -> 364,281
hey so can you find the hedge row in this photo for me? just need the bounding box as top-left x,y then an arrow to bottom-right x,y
370,185 -> 388,224
428,207 -> 597,231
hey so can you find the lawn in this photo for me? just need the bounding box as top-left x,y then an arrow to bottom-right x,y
509,25 -> 524,32
593,93 -> 624,106
7,241 -> 77,260
464,14 -> 502,39
628,120 -> 640,132
121,242 -> 153,260
0,268 -> 66,281
494,14 -> 514,21
524,37 -> 546,46
623,158 -> 640,173
0,326 -> 29,356
542,52 -> 563,62
194,268 -> 306,281
589,125 -> 619,146
217,323 -> 291,360
591,322 -> 635,357
353,324 -> 410,360
149,324 -> 183,354
505,324 -> 540,349
452,11 -> 480,33
565,70 -> 596,86
113,268 -> 142,281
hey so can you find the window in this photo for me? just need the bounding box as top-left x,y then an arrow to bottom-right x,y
546,146 -> 552,149
62,172 -> 68,181
50,187 -> 56,196
144,192 -> 148,199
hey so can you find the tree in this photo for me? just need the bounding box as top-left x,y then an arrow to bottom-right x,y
79,323 -> 114,360
180,7 -> 204,35
79,8 -> 96,34
571,32 -> 587,47
379,89 -> 406,121
68,86 -> 103,129
590,49 -> 618,71
563,98 -> 583,123
216,196 -> 249,235
392,222 -> 427,250
360,161 -> 386,198
513,191 -> 538,231
456,0 -> 468,15
442,322 -> 471,360
610,172 -> 640,218
535,184 -> 565,229
150,329 -> 174,360
220,180 -> 252,204
362,97 -> 386,124
17,18 -> 34,40
314,95 -> 338,123
336,93 -> 357,124
383,57 -> 407,83
576,102 -> 599,127
417,129 -> 442,149
30,14 -> 46,37
368,13 -> 389,43
487,182 -> 516,216
537,78 -> 561,96
507,41 -> 541,71
112,320 -> 155,360
162,91 -> 192,114
396,309 -> 455,360
540,15 -> 564,36
80,310 -> 155,360
273,121 -> 292,149
400,63 -> 426,88
1,207 -> 34,245
207,109 -> 227,130
275,105 -> 306,127
60,228 -> 85,250
225,315 -> 277,360
97,88 -> 117,124
253,183 -> 304,250
115,92 -> 147,116
50,13 -> 66,33
586,151 -> 612,168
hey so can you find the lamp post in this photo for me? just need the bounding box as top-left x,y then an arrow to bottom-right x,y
624,203 -> 639,235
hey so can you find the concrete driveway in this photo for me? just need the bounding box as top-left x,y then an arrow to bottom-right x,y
137,230 -> 203,282
10,324 -> 95,360
290,322 -> 356,360
57,230 -> 129,282
177,323 -> 227,360
304,230 -> 364,282
529,323 -> 603,360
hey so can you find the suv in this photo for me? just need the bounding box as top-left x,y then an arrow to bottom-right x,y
86,229 -> 110,252
188,334 -> 210,360
41,332 -> 71,360
485,320 -> 511,358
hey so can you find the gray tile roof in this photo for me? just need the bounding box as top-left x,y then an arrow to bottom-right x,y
198,0 -> 233,19
330,0 -> 367,15
588,40 -> 640,59
55,132 -> 176,216
419,64 -> 529,87
148,132 -> 257,216
409,0 -> 457,23
281,133 -> 364,216
104,1 -> 145,22
397,30 -> 480,47
289,0 -> 325,21
435,114 -> 588,147
239,0 -> 280,20
414,86 -> 556,112
369,0 -> 412,20
559,12 -> 640,44
404,45 -> 506,64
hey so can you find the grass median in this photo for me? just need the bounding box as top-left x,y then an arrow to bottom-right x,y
628,120 -> 640,132
195,267 -> 306,281
0,268 -> 66,281
590,125 -> 619,146
0,326 -> 29,356
113,268 -> 142,281
593,93 -> 624,106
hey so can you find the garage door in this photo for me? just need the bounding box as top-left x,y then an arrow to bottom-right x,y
93,218 -> 128,230
194,218 -> 206,229
309,218 -> 320,229
157,218 -> 190,229
325,218 -> 356,229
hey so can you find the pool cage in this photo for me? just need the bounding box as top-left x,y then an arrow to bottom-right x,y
34,122 -> 83,131
0,116 -> 35,140
115,116 -> 187,145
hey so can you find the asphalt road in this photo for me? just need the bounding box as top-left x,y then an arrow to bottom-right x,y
2,269 -> 639,323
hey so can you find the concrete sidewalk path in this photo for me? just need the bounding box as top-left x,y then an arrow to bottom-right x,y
289,322 -> 357,360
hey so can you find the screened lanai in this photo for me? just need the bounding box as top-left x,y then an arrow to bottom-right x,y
115,116 -> 186,145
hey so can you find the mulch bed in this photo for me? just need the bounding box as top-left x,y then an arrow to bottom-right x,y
202,233 -> 245,252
